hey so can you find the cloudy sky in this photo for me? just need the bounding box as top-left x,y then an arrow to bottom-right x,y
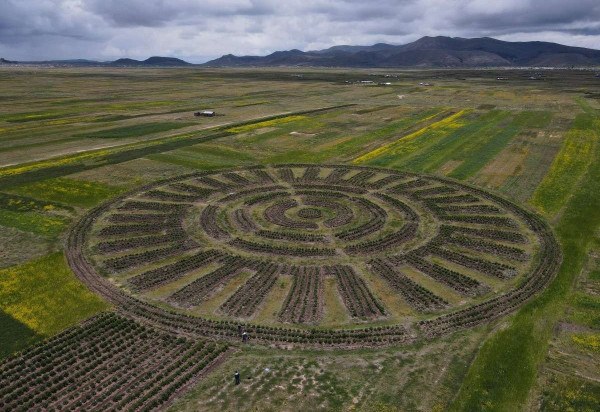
1,0 -> 599,62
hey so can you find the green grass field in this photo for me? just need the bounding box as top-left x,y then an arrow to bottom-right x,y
0,66 -> 598,411
8,177 -> 126,208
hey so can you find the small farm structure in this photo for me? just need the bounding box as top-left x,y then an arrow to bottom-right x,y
195,110 -> 216,117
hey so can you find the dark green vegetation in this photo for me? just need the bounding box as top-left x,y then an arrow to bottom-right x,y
0,311 -> 40,359
0,67 -> 598,411
74,121 -> 196,139
8,177 -> 126,208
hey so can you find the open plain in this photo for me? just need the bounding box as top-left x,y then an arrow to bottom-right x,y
0,67 -> 599,411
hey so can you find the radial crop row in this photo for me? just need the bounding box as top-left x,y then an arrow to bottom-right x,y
278,267 -> 324,323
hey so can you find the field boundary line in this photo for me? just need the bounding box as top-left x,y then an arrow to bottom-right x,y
160,346 -> 237,411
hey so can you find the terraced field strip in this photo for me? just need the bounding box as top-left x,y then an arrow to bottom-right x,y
0,107 -> 208,152
0,209 -> 68,238
476,102 -> 558,196
0,310 -> 41,360
0,103 -> 202,126
147,144 -> 257,170
530,238 -> 600,411
7,177 -> 126,208
498,136 -> 562,203
225,115 -> 307,134
0,105 -> 352,188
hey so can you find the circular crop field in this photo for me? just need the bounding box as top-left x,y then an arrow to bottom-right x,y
67,164 -> 561,348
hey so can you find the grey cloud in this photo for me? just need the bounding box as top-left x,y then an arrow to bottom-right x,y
0,0 -> 104,43
86,0 -> 275,27
0,0 -> 598,62
302,0 -> 418,23
452,0 -> 600,33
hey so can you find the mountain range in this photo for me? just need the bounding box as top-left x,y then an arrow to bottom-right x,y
2,37 -> 600,68
204,36 -> 600,68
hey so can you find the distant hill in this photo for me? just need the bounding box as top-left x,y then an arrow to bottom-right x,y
3,36 -> 600,68
204,36 -> 600,68
110,56 -> 191,66
0,56 -> 191,67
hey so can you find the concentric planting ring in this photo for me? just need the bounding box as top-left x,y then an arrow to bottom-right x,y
67,164 -> 561,348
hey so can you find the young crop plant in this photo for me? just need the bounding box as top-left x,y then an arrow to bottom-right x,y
0,313 -> 229,411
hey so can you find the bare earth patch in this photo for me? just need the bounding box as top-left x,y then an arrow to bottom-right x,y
439,159 -> 463,175
289,131 -> 317,137
475,146 -> 529,188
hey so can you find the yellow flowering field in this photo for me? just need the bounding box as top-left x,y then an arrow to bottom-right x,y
530,115 -> 599,216
0,209 -> 68,238
226,115 -> 306,134
0,252 -> 108,337
0,148 -> 111,179
353,110 -> 468,164
571,333 -> 600,352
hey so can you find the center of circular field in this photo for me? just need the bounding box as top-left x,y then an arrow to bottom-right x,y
297,207 -> 323,219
